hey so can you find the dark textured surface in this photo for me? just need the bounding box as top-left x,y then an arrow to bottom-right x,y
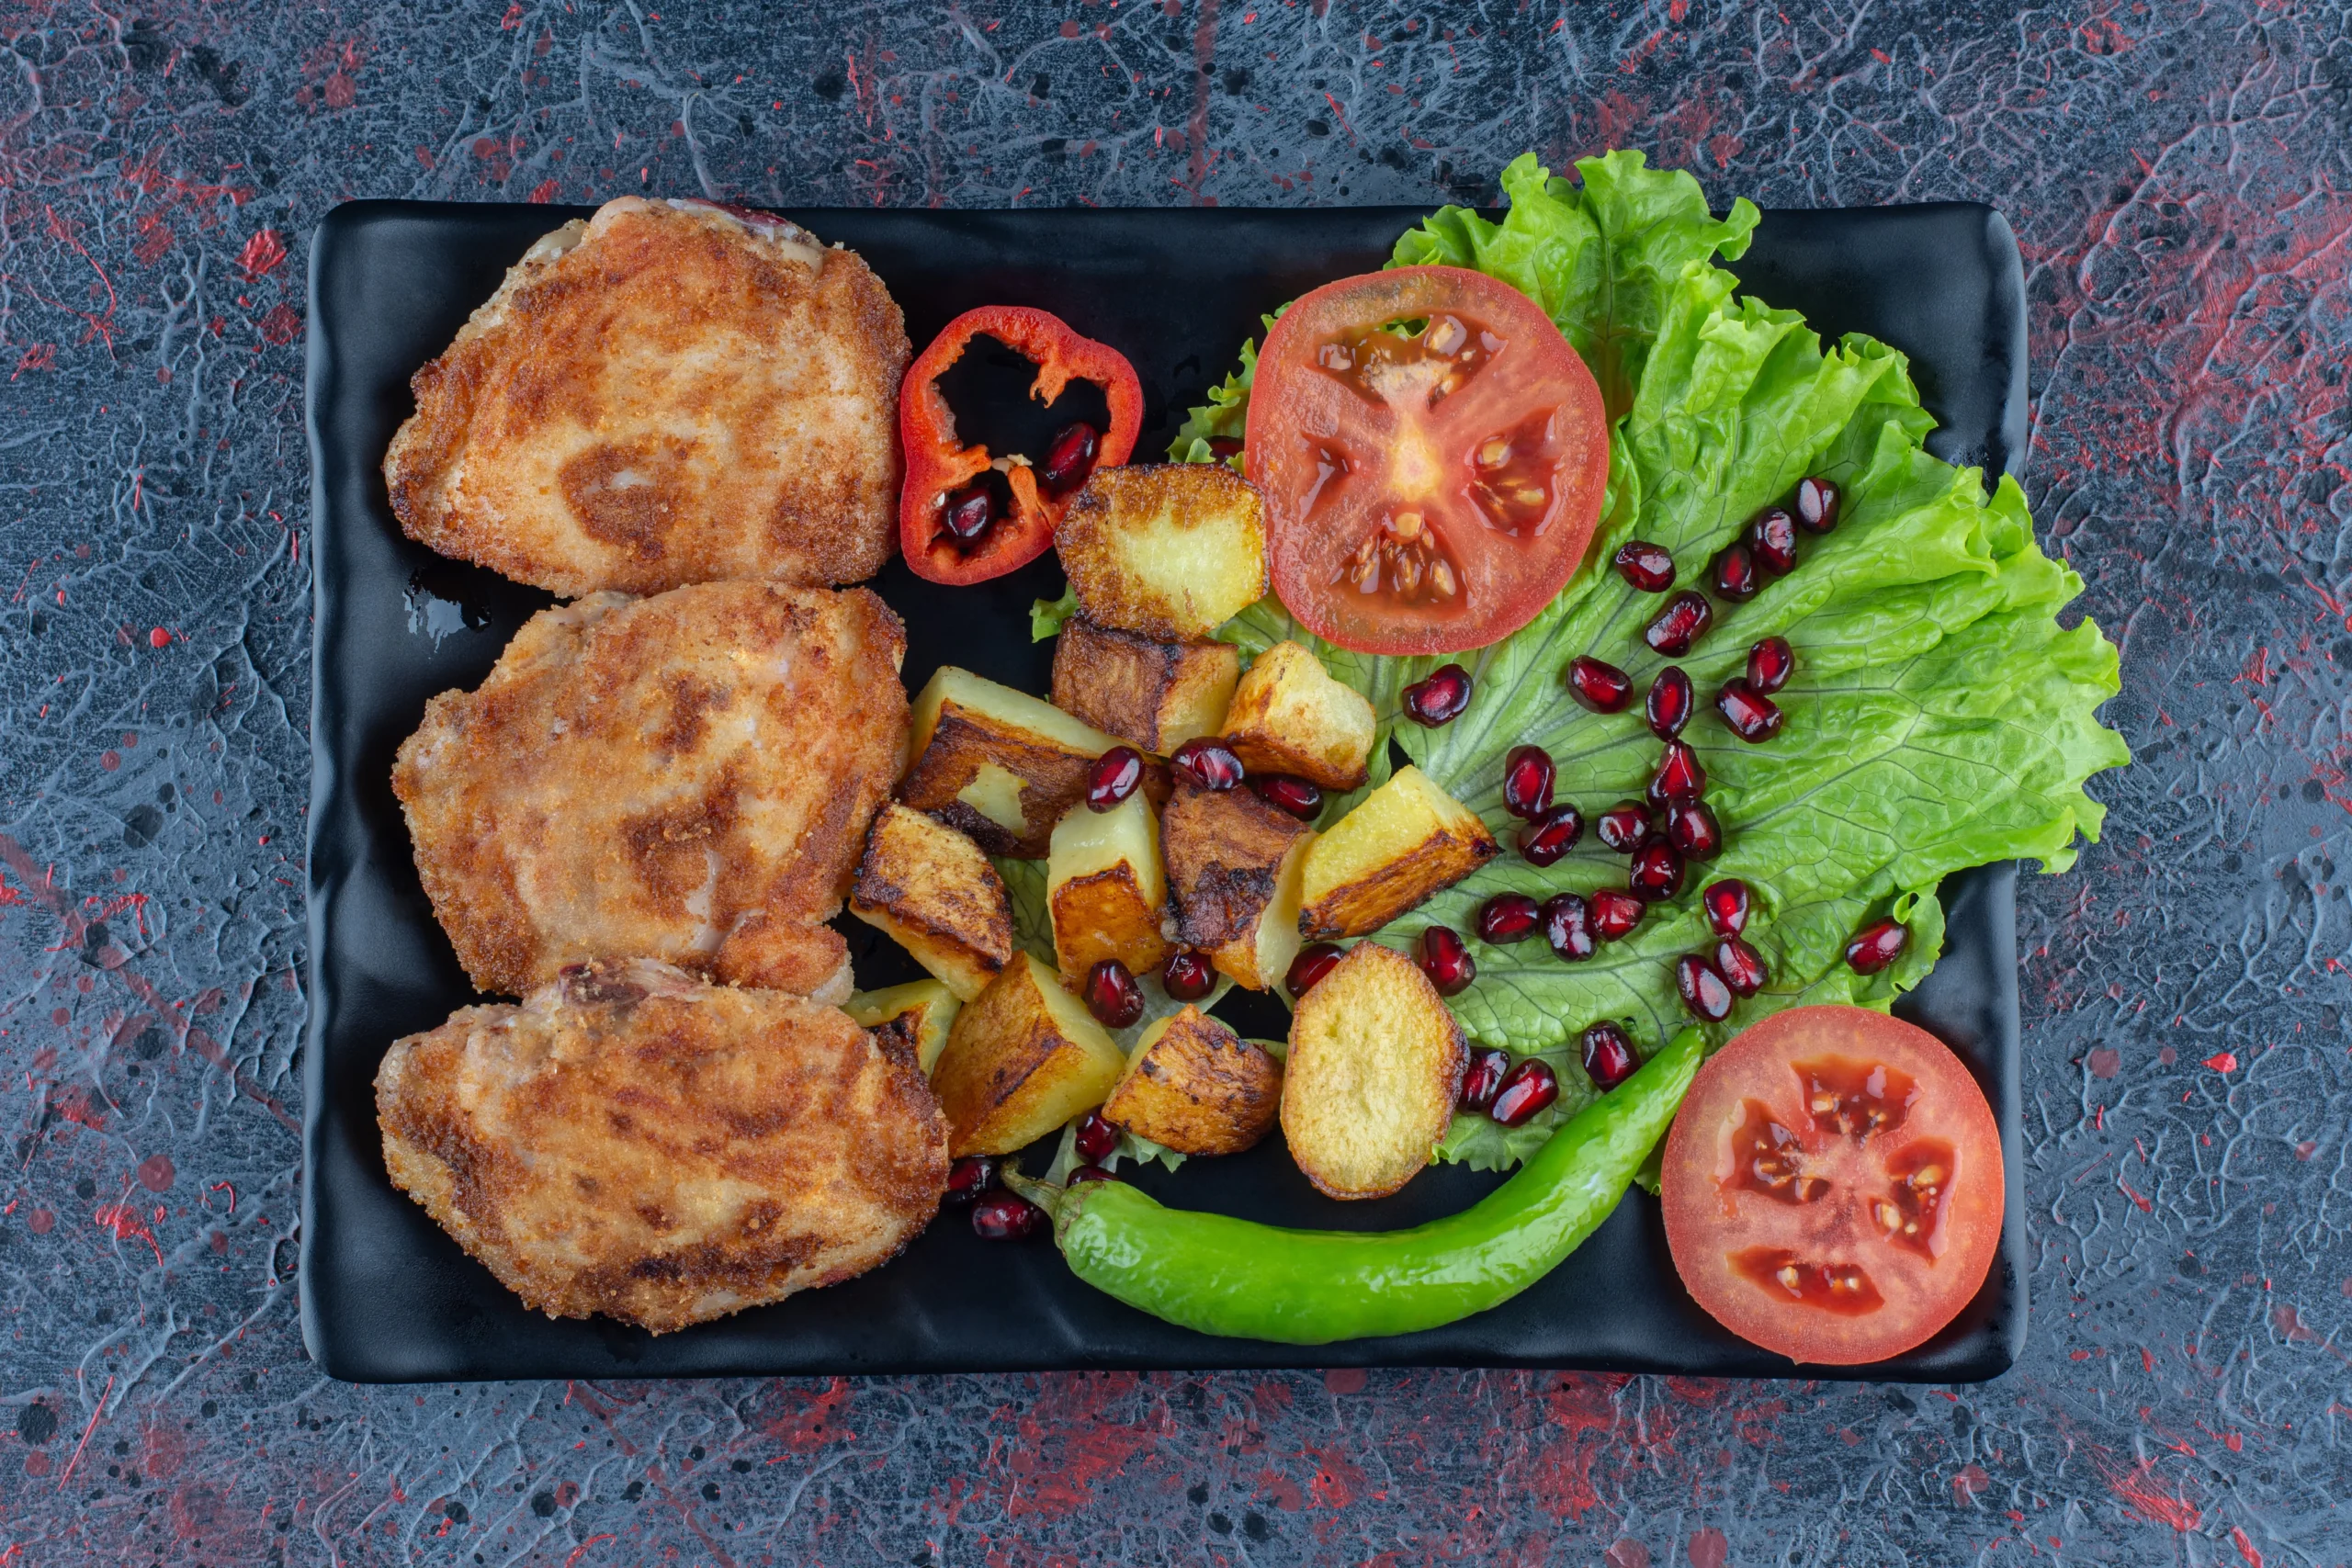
0,0 -> 2345,1561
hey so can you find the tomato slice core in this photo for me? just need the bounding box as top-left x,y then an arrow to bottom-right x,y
1660,1006 -> 2006,1366
1247,266 -> 1609,656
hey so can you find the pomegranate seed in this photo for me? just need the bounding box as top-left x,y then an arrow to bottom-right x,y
1160,949 -> 1216,1000
1416,925 -> 1476,997
1595,801 -> 1655,853
1644,592 -> 1713,656
941,480 -> 998,547
1038,421 -> 1102,496
1068,1164 -> 1117,1185
1613,540 -> 1677,592
1846,919 -> 1908,975
1489,1059 -> 1560,1126
1082,960 -> 1146,1028
1476,892 -> 1542,944
1251,773 -> 1323,818
1581,1022 -> 1639,1090
1542,893 -> 1597,961
1712,542 -> 1760,603
971,1190 -> 1044,1240
1666,798 -> 1723,860
1645,666 -> 1693,739
1502,744 -> 1555,819
1747,507 -> 1799,574
1647,740 -> 1708,807
1458,1046 -> 1510,1113
1716,679 -> 1785,742
1171,737 -> 1245,790
943,1154 -> 999,1207
1628,840 -> 1686,901
1517,803 -> 1584,866
1675,954 -> 1735,1021
1589,887 -> 1646,941
1566,655 -> 1635,713
1747,637 -> 1794,695
1073,1108 -> 1122,1162
1087,746 -> 1145,811
1286,942 -> 1345,999
1714,935 -> 1768,997
1701,878 -> 1751,936
1205,435 -> 1244,460
1403,664 -> 1473,727
1795,476 -> 1840,534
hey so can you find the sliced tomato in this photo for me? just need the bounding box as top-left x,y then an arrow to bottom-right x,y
1660,1006 -> 2006,1366
1245,265 -> 1609,656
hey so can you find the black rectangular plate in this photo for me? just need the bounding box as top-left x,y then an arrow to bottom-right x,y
305,198 -> 2030,1382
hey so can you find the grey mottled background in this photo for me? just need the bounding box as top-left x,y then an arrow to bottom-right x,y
2,1 -> 2348,1562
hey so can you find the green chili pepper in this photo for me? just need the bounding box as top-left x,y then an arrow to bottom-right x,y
1047,1027 -> 1703,1344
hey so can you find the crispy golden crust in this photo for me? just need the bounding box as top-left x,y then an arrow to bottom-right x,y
376,959 -> 948,1333
1281,944 -> 1465,1201
384,198 -> 909,597
1161,778 -> 1312,954
392,581 -> 909,998
1049,618 -> 1241,757
1102,1006 -> 1282,1156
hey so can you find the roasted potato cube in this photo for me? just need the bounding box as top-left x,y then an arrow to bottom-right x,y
843,978 -> 961,1075
1057,464 -> 1268,639
931,953 -> 1128,1156
1281,943 -> 1465,1200
1297,765 -> 1499,940
849,804 -> 1015,1001
1160,777 -> 1316,991
1102,1005 -> 1283,1156
1051,617 -> 1241,756
1220,640 -> 1376,789
1047,790 -> 1174,983
898,667 -> 1123,858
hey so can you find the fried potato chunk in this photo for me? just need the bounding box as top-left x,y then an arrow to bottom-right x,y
1297,765 -> 1499,940
1046,790 -> 1174,984
931,953 -> 1128,1156
1281,943 -> 1465,1200
844,979 -> 961,1076
1219,640 -> 1376,789
898,667 -> 1123,858
393,581 -> 908,999
376,958 -> 948,1334
384,198 -> 908,596
1057,464 -> 1269,639
1160,778 -> 1315,991
850,805 -> 1014,1002
1102,1005 -> 1283,1156
1050,617 -> 1240,757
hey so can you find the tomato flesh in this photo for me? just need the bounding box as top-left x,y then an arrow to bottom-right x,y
1660,1006 -> 2005,1366
1247,266 -> 1610,657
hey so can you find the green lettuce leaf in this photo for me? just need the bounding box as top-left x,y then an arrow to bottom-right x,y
1172,149 -> 2128,1176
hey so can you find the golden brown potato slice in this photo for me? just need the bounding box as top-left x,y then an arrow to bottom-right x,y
1057,464 -> 1268,639
1281,943 -> 1465,1200
849,804 -> 1014,1002
930,953 -> 1128,1156
1046,791 -> 1174,983
1297,765 -> 1499,940
898,667 -> 1123,858
1160,778 -> 1315,991
1050,616 -> 1240,756
1219,640 -> 1376,789
843,978 -> 962,1075
1102,1005 -> 1283,1156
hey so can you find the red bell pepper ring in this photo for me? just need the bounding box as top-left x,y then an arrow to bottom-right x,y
898,305 -> 1144,585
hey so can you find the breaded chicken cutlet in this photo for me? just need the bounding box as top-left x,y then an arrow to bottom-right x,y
392,581 -> 909,1000
377,958 -> 949,1333
383,197 -> 908,597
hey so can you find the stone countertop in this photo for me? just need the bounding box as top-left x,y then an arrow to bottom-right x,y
0,2 -> 2346,1563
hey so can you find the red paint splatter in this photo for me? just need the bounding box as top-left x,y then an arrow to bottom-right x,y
237,229 -> 288,278
137,1153 -> 175,1192
2088,1046 -> 2120,1077
1322,1367 -> 1364,1394
2233,1526 -> 2267,1568
258,303 -> 303,345
761,1378 -> 855,1454
563,1536 -> 616,1568
148,626 -> 171,648
96,1184 -> 164,1265
2203,1051 -> 2239,1073
1186,0 -> 1221,202
57,1376 -> 111,1490
28,1209 -> 54,1235
2099,1457 -> 2200,1531
1686,1527 -> 1728,1568
1953,1463 -> 1991,1504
